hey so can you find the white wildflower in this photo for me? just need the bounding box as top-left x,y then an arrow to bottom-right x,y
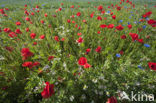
91,100 -> 95,103
0,55 -> 5,60
43,65 -> 50,70
92,79 -> 97,83
70,95 -> 74,101
83,85 -> 88,90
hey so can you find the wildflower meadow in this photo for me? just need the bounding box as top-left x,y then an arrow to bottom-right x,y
0,0 -> 156,103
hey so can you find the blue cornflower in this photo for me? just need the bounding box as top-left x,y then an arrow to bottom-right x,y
134,21 -> 137,24
42,4 -> 45,7
144,44 -> 150,48
124,6 -> 127,8
116,54 -> 121,58
145,17 -> 149,21
143,25 -> 146,29
1,5 -> 5,7
128,22 -> 130,25
107,11 -> 110,13
138,65 -> 144,69
119,20 -> 123,23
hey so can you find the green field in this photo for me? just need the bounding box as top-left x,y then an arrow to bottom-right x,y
0,0 -> 156,103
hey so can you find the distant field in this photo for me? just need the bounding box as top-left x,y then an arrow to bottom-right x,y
1,0 -> 156,6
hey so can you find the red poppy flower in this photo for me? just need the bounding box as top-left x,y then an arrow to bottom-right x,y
90,13 -> 94,18
33,42 -> 37,45
142,11 -> 152,18
72,21 -> 75,23
82,19 -> 87,23
71,5 -> 74,8
31,12 -> 34,15
3,14 -> 7,16
78,57 -> 87,66
30,33 -> 36,39
101,10 -> 105,14
16,22 -> 21,26
116,25 -> 124,31
100,24 -> 107,28
25,17 -> 30,21
97,5 -> 103,11
5,46 -> 14,52
77,12 -> 81,16
40,35 -> 45,39
147,19 -> 156,25
8,32 -> 17,38
126,0 -> 129,3
54,36 -> 59,42
77,37 -> 83,43
40,20 -> 44,24
41,82 -> 55,98
5,8 -> 9,10
22,62 -> 33,68
129,33 -> 138,41
67,19 -> 71,23
97,31 -> 101,34
84,63 -> 91,68
33,62 -> 40,66
86,48 -> 91,55
71,15 -> 75,18
75,24 -> 78,28
44,13 -> 48,17
58,8 -> 62,11
36,5 -> 39,8
137,39 -> 144,43
106,96 -> 117,103
48,56 -> 54,61
128,24 -> 132,29
61,38 -> 65,41
120,50 -> 124,55
77,33 -> 82,36
25,28 -> 29,32
21,48 -> 34,60
97,16 -> 102,20
107,24 -> 114,29
95,46 -> 102,53
78,26 -> 81,30
3,28 -> 11,33
148,62 -> 156,71
120,35 -> 127,39
112,15 -> 116,19
0,9 -> 5,14
117,6 -> 121,11
24,10 -> 29,16
15,29 -> 22,34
